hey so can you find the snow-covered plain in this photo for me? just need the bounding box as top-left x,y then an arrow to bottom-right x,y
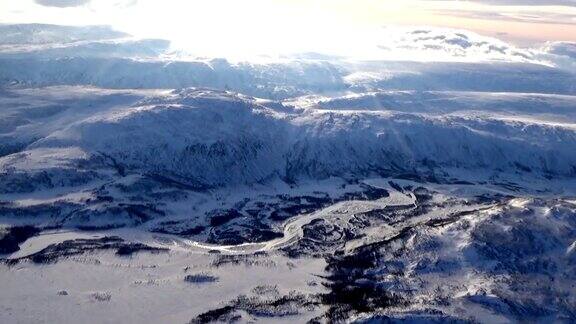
1,24 -> 576,323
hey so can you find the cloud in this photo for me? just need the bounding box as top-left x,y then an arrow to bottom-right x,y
35,0 -> 91,7
437,9 -> 576,25
469,0 -> 576,6
376,27 -> 537,63
546,42 -> 576,58
489,41 -> 576,72
425,0 -> 576,7
538,41 -> 576,71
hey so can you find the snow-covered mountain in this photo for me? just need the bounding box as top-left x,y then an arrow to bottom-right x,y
1,23 -> 576,324
324,195 -> 576,323
2,58 -> 576,98
0,24 -> 129,45
2,87 -> 575,196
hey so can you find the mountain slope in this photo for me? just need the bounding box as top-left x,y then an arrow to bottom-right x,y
2,87 -> 576,197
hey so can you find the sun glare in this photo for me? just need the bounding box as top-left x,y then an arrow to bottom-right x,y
2,0 -> 576,59
112,0 -> 392,59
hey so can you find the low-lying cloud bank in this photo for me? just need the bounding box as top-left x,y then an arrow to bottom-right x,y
373,27 -> 576,73
377,27 -> 534,63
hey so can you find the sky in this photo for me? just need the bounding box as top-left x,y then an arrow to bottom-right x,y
1,0 -> 576,57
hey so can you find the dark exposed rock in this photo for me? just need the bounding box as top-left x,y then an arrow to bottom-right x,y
184,273 -> 219,284
190,289 -> 318,324
209,209 -> 243,227
211,253 -> 275,268
0,226 -> 41,254
4,236 -> 168,265
208,226 -> 282,246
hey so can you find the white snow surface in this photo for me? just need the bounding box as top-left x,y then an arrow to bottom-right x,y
1,23 -> 576,323
1,86 -> 575,194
